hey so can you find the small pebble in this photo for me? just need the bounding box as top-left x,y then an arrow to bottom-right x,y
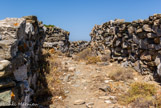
74,99 -> 85,105
105,100 -> 112,104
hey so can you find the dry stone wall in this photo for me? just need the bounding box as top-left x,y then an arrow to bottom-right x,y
90,14 -> 161,76
43,26 -> 70,53
0,15 -> 91,107
43,27 -> 90,55
42,27 -> 90,55
69,41 -> 90,55
0,16 -> 45,107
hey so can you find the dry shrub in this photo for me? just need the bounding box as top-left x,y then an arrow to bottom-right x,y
42,48 -> 64,56
86,56 -> 101,64
130,97 -> 155,108
74,48 -> 111,64
74,48 -> 94,61
101,54 -> 110,62
101,50 -> 111,62
48,57 -> 61,69
54,51 -> 63,56
48,48 -> 55,54
48,48 -> 63,56
108,66 -> 134,81
74,48 -> 102,64
155,91 -> 161,108
128,82 -> 157,98
118,82 -> 161,108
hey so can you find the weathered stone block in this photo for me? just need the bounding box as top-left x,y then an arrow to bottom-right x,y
0,60 -> 10,71
157,63 -> 161,76
13,65 -> 28,81
156,28 -> 161,36
147,33 -> 157,38
0,39 -> 18,59
136,28 -> 143,33
0,90 -> 12,106
142,24 -> 152,32
0,78 -> 16,89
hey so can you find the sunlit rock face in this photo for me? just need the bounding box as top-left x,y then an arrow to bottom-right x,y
0,16 -> 45,107
0,15 -> 82,107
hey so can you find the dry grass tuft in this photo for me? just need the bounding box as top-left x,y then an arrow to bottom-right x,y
108,66 -> 134,81
74,48 -> 110,64
86,56 -> 101,64
100,50 -> 111,62
118,82 -> 161,108
48,48 -> 64,56
101,54 -> 110,62
74,48 -> 94,61
42,48 -> 64,56
156,93 -> 161,108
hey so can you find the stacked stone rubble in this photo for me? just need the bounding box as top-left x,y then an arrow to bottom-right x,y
43,26 -> 70,53
0,16 -> 45,107
90,24 -> 109,56
69,41 -> 90,55
90,14 -> 161,76
43,27 -> 90,55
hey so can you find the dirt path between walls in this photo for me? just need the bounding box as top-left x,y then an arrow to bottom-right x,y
62,57 -> 115,108
48,55 -> 161,108
48,56 -> 119,108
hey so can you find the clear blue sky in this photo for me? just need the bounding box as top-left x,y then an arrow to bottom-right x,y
0,0 -> 161,41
